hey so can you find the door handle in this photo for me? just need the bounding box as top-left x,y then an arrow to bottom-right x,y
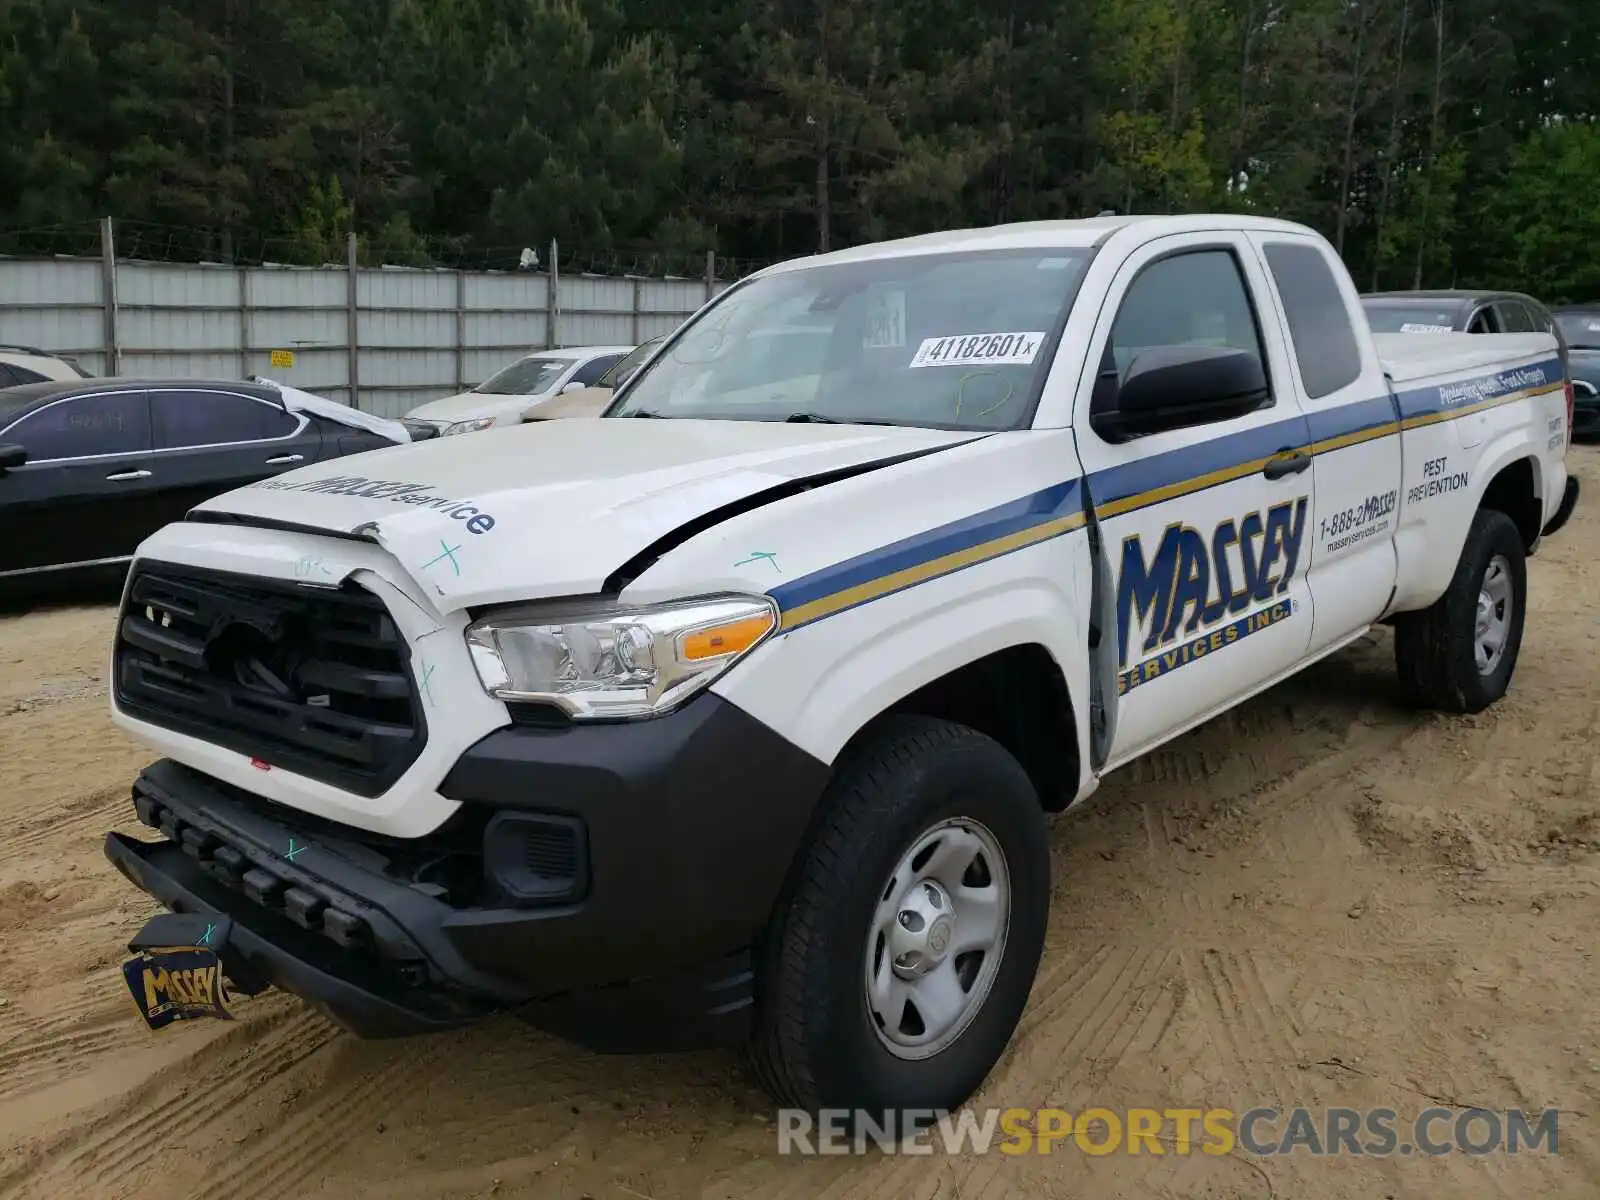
1262,449 -> 1310,480
265,454 -> 304,465
105,469 -> 152,482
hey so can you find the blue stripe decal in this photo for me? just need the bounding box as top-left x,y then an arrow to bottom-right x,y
769,356 -> 1561,631
771,479 -> 1085,629
1392,356 -> 1563,423
1304,394 -> 1399,445
1088,412 -> 1311,515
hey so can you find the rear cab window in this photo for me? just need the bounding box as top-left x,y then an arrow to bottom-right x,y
1259,240 -> 1364,400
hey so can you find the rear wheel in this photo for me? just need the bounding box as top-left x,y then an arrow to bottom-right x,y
1394,507 -> 1527,713
749,715 -> 1050,1120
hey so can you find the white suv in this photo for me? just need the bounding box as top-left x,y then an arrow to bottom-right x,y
0,346 -> 90,387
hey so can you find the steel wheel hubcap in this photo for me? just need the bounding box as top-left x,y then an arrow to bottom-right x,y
1475,554 -> 1513,675
865,817 -> 1011,1061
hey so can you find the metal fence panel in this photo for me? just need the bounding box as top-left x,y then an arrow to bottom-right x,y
0,232 -> 732,415
0,258 -> 107,372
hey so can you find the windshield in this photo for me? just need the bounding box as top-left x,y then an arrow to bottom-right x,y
608,248 -> 1092,430
598,337 -> 665,389
1362,302 -> 1459,334
1555,313 -> 1600,349
473,357 -> 571,396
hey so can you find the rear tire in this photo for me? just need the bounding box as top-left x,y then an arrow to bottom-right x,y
749,715 -> 1050,1121
1394,507 -> 1526,713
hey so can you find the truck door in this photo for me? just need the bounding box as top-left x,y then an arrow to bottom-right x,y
1072,234 -> 1318,767
1251,235 -> 1401,653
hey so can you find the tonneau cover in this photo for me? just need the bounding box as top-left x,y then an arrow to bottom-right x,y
1373,331 -> 1559,385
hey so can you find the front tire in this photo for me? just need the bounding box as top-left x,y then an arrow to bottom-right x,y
750,715 -> 1050,1119
1394,507 -> 1527,713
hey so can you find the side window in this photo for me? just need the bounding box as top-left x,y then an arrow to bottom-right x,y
1495,302 -> 1534,333
1108,249 -> 1268,380
4,391 -> 152,460
1260,241 -> 1364,399
0,364 -> 47,386
151,390 -> 300,449
571,354 -> 623,386
1466,308 -> 1499,334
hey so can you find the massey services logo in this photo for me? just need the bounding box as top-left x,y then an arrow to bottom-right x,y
1115,496 -> 1308,693
121,946 -> 235,1030
250,474 -> 497,534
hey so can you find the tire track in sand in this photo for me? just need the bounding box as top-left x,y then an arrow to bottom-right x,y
204,1034 -> 456,1200
0,1006 -> 335,1200
0,1017 -> 126,1102
8,786 -> 128,855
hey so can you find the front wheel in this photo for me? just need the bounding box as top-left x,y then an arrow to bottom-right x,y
749,715 -> 1050,1119
1394,507 -> 1527,713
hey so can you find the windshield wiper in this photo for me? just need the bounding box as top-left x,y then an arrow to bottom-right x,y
786,411 -> 909,427
628,409 -> 666,418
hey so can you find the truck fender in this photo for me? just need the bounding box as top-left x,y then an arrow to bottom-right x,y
1388,434 -> 1544,616
712,575 -> 1093,800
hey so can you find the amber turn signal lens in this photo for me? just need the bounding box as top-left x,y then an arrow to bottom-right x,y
680,614 -> 775,661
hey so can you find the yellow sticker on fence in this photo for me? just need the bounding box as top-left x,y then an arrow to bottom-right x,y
269,349 -> 295,368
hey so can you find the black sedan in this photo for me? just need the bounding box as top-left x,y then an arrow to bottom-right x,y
1362,288 -> 1598,442
1361,288 -> 1561,337
1553,308 -> 1600,441
0,378 -> 409,583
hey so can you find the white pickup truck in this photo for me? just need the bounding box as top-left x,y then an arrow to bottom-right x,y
104,214 -> 1580,1119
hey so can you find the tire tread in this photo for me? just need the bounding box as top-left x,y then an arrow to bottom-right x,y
749,715 -> 1041,1112
1394,506 -> 1525,713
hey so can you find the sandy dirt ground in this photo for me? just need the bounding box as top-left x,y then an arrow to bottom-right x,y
1,451 -> 1597,1200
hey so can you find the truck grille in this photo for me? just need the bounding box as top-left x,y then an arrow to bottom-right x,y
113,562 -> 426,797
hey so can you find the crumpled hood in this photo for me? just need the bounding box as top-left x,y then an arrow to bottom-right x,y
188,417 -> 977,611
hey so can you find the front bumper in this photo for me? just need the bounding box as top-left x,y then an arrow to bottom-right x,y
104,694 -> 830,1050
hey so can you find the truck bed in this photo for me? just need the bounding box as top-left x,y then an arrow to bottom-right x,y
1372,331 -> 1559,385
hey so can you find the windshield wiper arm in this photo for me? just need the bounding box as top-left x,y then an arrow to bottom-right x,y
628,409 -> 666,418
787,411 -> 911,427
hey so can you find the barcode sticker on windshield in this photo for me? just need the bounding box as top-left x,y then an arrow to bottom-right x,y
1399,322 -> 1453,333
909,331 -> 1046,369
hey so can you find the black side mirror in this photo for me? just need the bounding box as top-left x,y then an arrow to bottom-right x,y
0,442 -> 27,471
1091,345 -> 1270,443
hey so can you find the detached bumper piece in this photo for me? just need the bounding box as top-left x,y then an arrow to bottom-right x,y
1543,475 -> 1580,540
120,913 -> 264,1031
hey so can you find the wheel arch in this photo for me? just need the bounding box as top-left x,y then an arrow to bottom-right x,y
837,643 -> 1083,813
1478,454 -> 1543,552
